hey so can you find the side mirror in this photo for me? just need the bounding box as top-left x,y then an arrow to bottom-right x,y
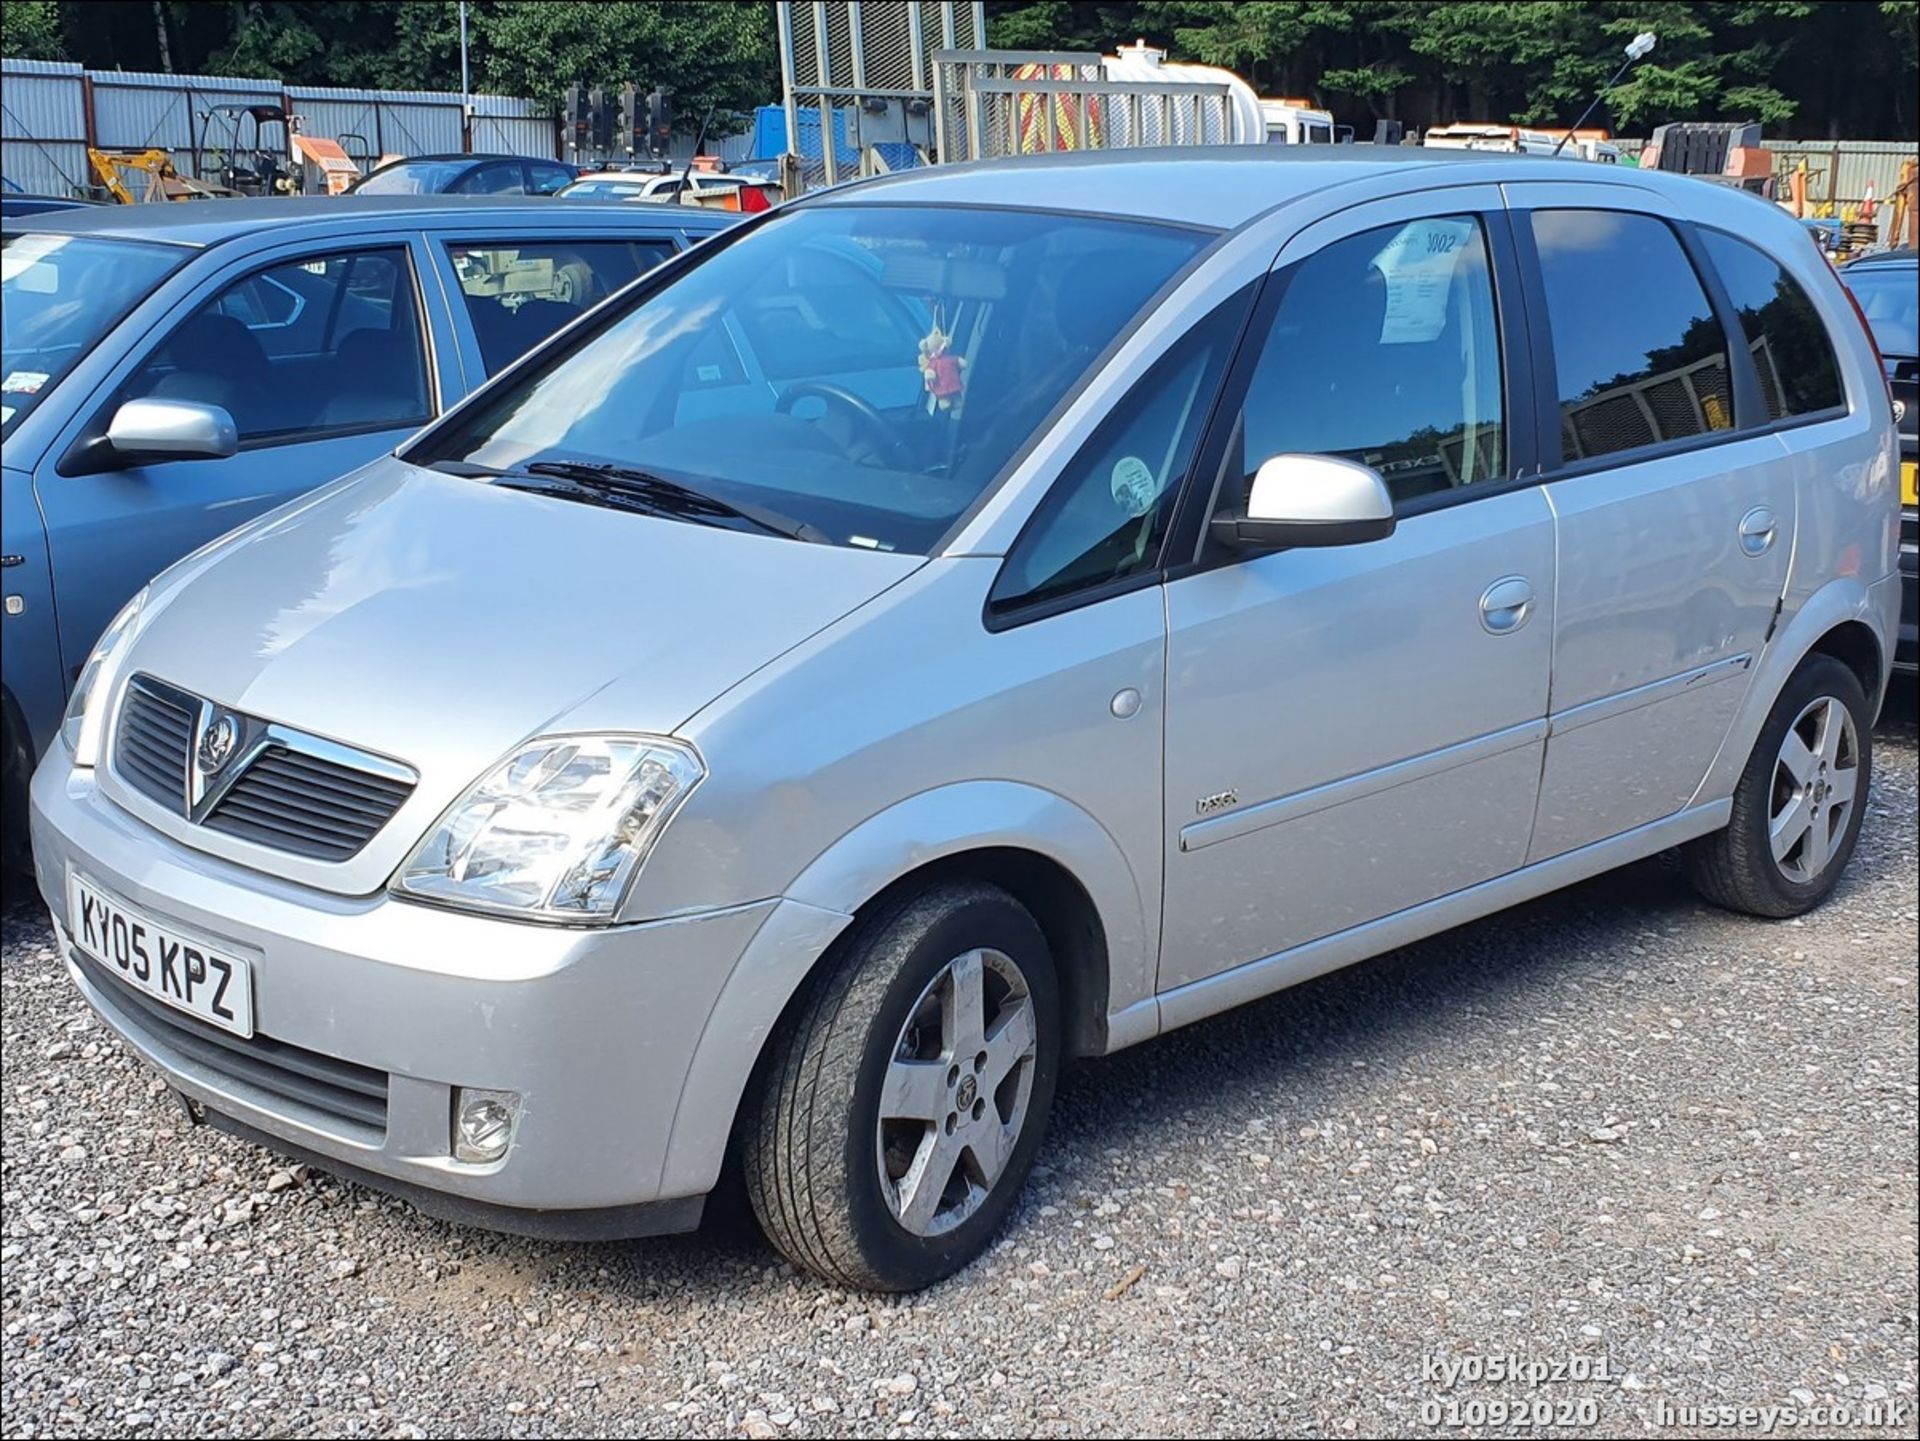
1215,453 -> 1397,550
105,398 -> 239,463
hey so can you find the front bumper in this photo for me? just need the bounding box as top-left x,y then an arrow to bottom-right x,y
31,758 -> 793,1234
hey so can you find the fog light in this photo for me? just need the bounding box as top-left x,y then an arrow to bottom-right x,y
453,1087 -> 519,1163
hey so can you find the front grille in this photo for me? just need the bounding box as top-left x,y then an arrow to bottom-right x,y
116,679 -> 194,811
112,675 -> 414,862
74,949 -> 389,1134
202,745 -> 414,861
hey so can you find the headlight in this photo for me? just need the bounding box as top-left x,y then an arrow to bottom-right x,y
392,735 -> 703,923
61,587 -> 147,769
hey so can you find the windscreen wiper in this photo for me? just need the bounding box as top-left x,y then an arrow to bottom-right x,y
521,460 -> 829,545
434,457 -> 830,545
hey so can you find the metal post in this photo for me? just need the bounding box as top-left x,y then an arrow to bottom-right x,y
908,3 -> 926,91
459,1 -> 471,152
776,0 -> 800,163
813,1 -> 837,186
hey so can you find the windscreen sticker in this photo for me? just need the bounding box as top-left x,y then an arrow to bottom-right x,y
1110,455 -> 1159,517
2,370 -> 50,395
1370,219 -> 1476,345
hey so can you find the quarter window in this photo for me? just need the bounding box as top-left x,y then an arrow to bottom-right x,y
1699,229 -> 1844,420
1234,214 -> 1506,508
122,248 -> 428,442
1530,209 -> 1734,462
992,289 -> 1248,613
445,240 -> 676,374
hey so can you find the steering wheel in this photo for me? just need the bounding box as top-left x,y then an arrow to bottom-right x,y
775,380 -> 913,471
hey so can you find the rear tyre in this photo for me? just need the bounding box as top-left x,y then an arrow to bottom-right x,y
742,880 -> 1059,1291
1685,655 -> 1872,918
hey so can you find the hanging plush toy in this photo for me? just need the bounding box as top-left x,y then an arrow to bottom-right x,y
917,307 -> 966,411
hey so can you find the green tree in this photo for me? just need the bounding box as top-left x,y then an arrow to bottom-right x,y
1,0 -> 66,59
474,1 -> 775,119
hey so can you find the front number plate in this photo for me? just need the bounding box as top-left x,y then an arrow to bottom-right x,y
1901,459 -> 1917,508
67,871 -> 255,1038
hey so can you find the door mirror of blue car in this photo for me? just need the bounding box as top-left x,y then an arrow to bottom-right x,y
105,398 -> 239,465
1217,453 -> 1397,550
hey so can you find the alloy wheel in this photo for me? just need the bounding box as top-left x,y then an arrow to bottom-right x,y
1769,695 -> 1859,884
875,947 -> 1039,1237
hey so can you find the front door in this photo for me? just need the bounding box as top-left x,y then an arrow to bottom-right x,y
1159,190 -> 1555,993
34,237 -> 449,681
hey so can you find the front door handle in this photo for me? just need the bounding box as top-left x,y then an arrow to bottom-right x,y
1739,506 -> 1778,557
1479,575 -> 1535,635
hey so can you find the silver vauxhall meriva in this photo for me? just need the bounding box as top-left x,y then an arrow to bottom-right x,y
31,149 -> 1903,1291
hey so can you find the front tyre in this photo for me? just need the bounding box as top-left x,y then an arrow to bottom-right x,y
1685,654 -> 1872,918
742,881 -> 1059,1291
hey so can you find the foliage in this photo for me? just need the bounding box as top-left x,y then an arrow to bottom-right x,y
2,2 -> 1914,138
0,0 -> 64,60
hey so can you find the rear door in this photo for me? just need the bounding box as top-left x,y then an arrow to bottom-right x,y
32,231 -> 456,685
1507,185 -> 1804,860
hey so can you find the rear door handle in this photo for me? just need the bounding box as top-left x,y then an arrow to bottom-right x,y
1479,575 -> 1535,635
1739,506 -> 1778,557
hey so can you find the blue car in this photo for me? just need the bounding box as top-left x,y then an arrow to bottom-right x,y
2,195 -> 736,872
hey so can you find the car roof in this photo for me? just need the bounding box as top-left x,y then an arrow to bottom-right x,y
1844,248 -> 1917,270
367,153 -> 522,167
811,145 -> 1709,230
2,194 -> 735,247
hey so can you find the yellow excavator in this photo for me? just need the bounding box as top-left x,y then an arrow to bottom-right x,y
86,148 -> 238,204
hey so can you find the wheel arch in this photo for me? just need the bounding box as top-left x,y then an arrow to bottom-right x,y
1694,576 -> 1893,807
656,781 -> 1152,1199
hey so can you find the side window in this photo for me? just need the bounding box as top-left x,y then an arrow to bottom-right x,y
990,290 -> 1248,614
1698,229 -> 1844,421
445,240 -> 675,374
1530,209 -> 1734,462
121,248 -> 429,443
456,163 -> 524,196
1234,214 -> 1506,508
528,163 -> 574,195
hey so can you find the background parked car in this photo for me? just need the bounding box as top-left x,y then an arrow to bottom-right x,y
1840,248 -> 1917,673
1,195 -> 735,873
0,193 -> 102,220
557,169 -> 748,203
347,154 -> 578,197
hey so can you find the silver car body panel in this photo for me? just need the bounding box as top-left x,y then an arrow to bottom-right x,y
31,152 -> 1900,1223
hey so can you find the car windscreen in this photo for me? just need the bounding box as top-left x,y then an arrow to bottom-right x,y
2,232 -> 187,438
411,204 -> 1211,553
1844,264 -> 1919,358
352,159 -> 474,195
559,179 -> 653,200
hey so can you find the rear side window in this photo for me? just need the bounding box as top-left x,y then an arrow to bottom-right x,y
1530,209 -> 1733,463
1700,229 -> 1843,420
445,239 -> 676,374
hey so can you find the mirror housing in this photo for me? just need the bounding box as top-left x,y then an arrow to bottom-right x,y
105,398 -> 239,464
1215,453 -> 1397,550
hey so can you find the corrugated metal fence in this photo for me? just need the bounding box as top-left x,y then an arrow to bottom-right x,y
1616,137 -> 1916,244
1,57 -> 556,197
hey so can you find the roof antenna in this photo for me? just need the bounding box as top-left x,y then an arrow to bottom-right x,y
1552,32 -> 1655,158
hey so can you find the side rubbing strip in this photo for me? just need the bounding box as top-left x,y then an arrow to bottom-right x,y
1179,718 -> 1549,854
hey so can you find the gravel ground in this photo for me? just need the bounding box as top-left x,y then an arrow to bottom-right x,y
4,700 -> 1916,1440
